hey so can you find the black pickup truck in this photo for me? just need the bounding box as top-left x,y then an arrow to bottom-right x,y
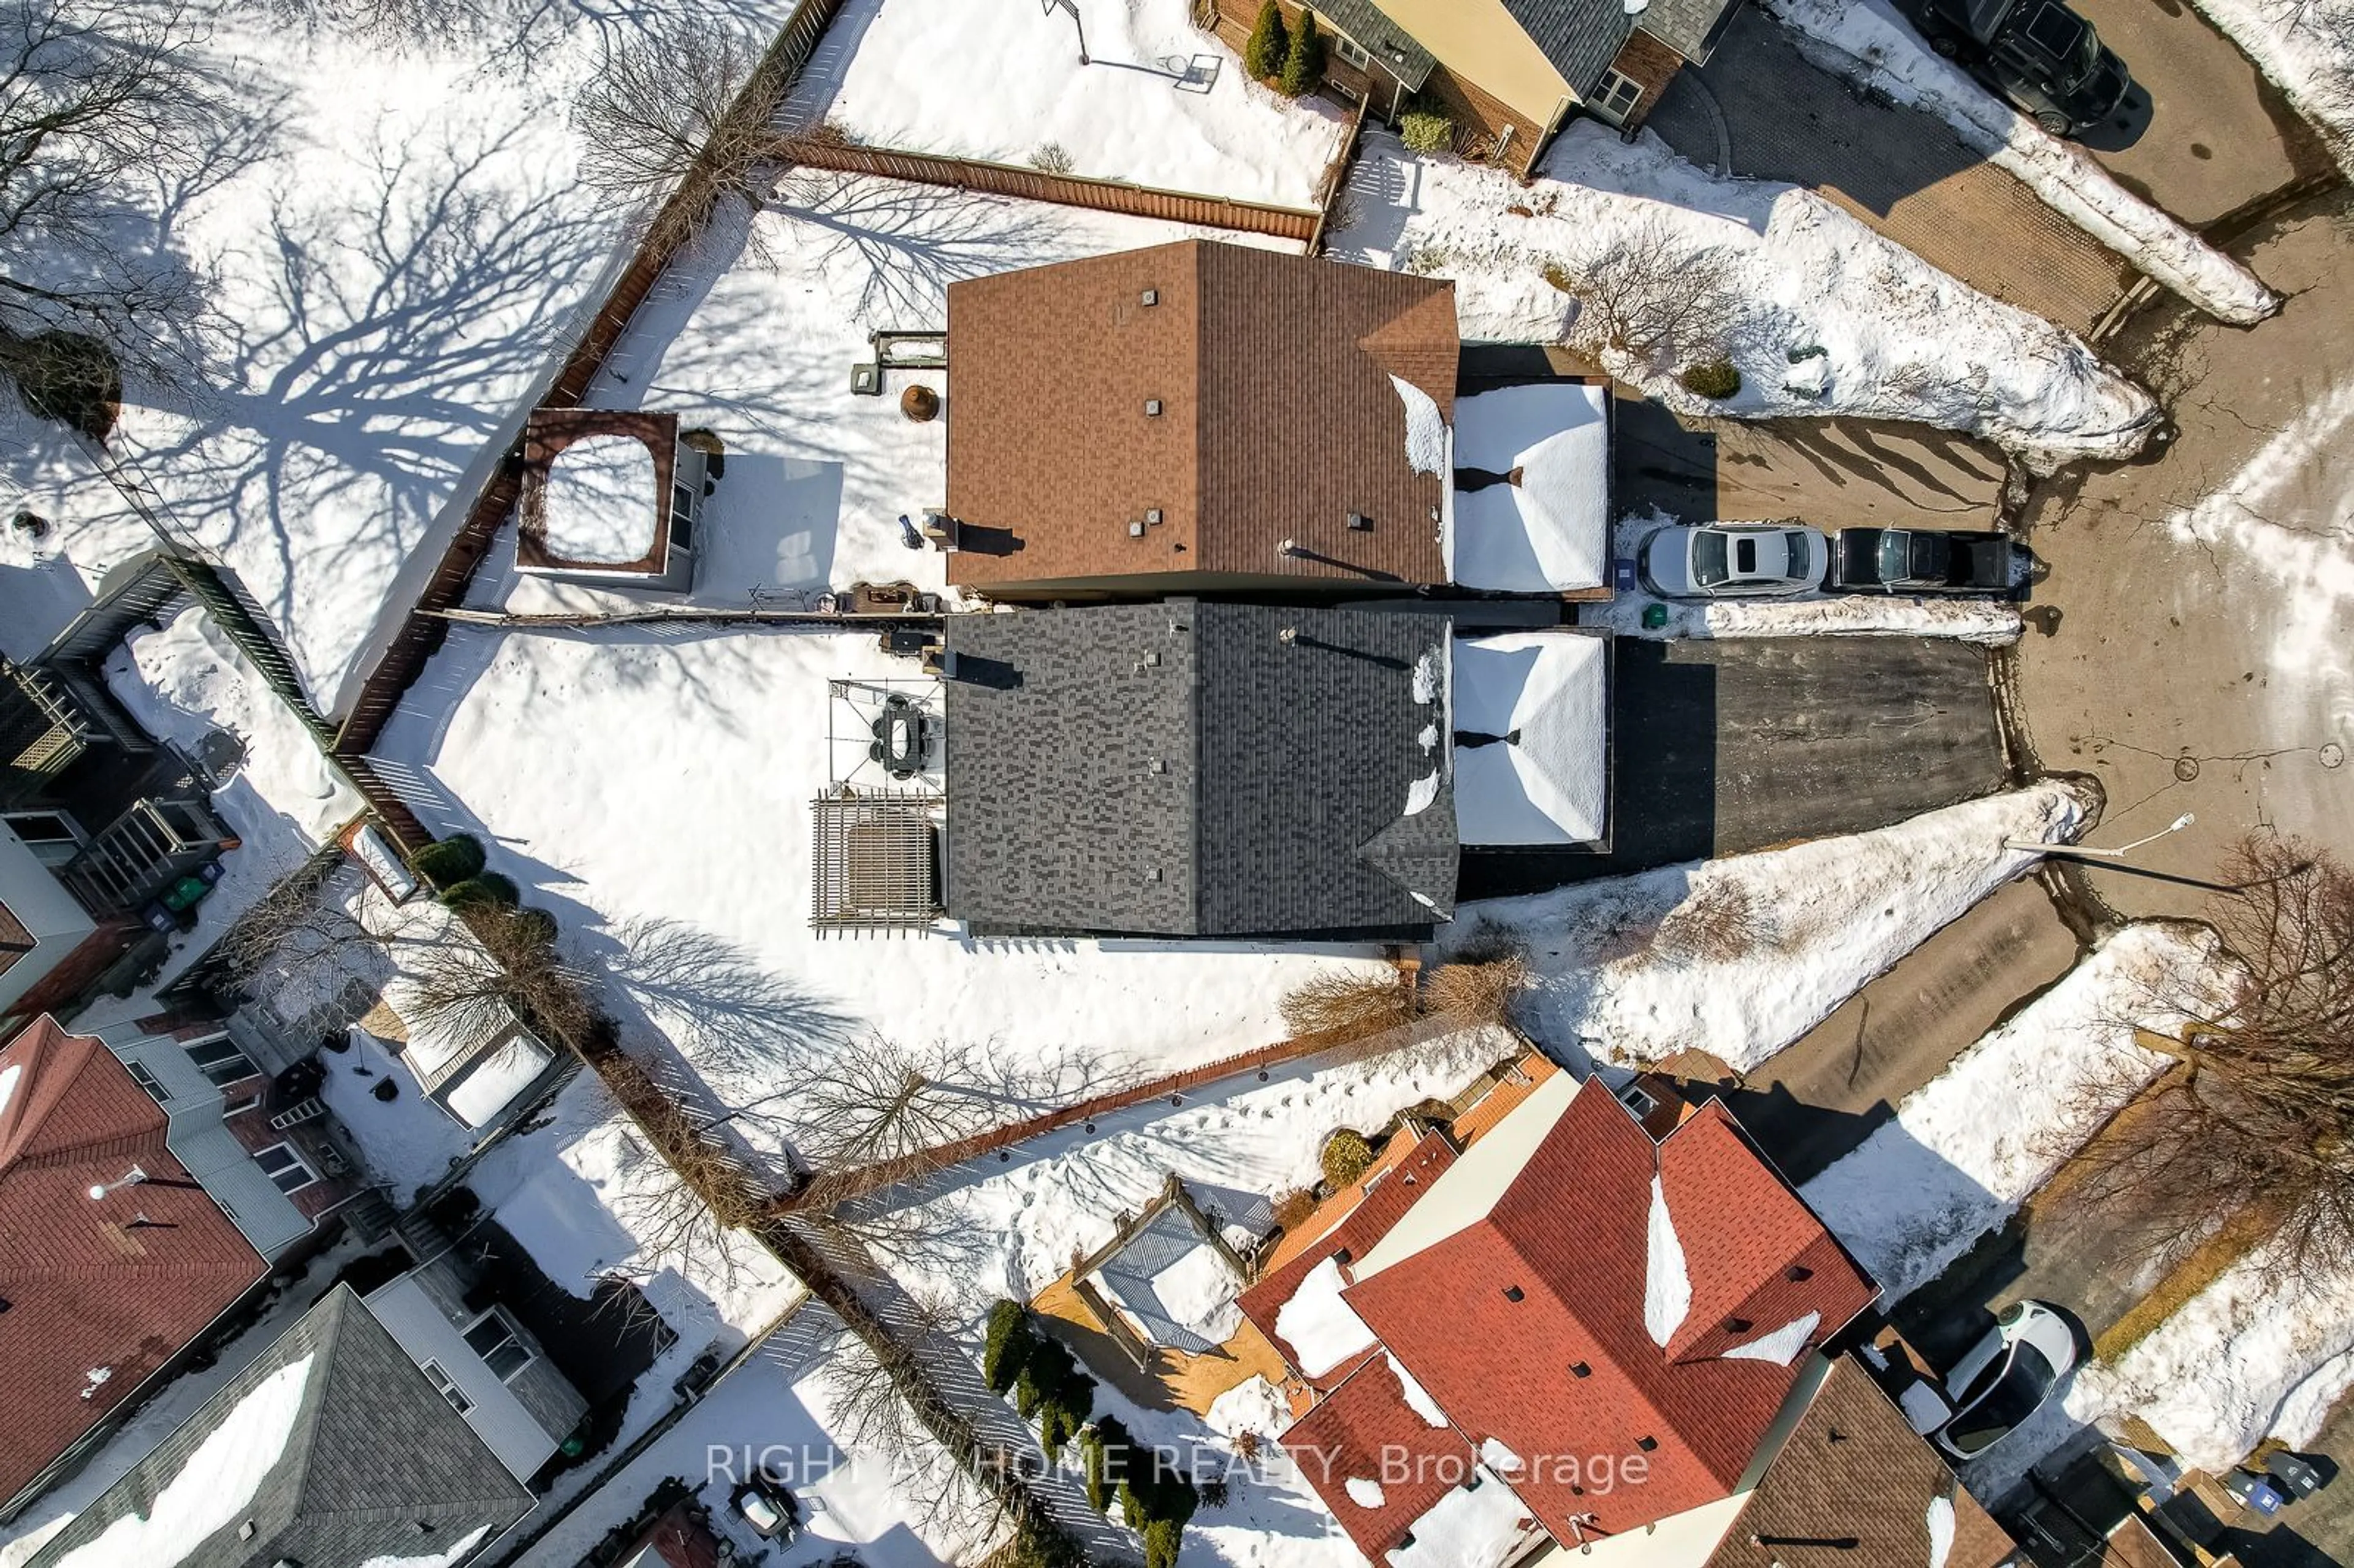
1829,528 -> 2018,595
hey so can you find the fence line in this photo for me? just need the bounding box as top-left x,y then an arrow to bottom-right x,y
330,0 -> 852,759
788,1010 -> 1468,1214
1305,91 -> 1373,256
780,139 -> 1322,242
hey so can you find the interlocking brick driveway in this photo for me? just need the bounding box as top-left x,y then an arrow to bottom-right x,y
1647,7 -> 2131,334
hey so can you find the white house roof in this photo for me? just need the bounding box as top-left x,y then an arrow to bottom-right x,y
1450,632 -> 1610,845
1446,382 -> 1611,593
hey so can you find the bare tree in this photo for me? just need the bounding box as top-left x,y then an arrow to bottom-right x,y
0,0 -> 237,427
400,903 -> 601,1049
569,16 -> 774,249
2066,834 -> 2354,1274
1555,216 -> 1744,376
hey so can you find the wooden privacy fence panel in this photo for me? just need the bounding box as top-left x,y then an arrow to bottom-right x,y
782,139 -> 1322,242
333,0 -> 852,757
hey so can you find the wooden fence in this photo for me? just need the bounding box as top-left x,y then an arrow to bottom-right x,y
780,139 -> 1321,242
786,1010 -> 1469,1214
330,0 -> 852,761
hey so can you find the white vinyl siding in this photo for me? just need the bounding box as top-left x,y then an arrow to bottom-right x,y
360,1277 -> 563,1481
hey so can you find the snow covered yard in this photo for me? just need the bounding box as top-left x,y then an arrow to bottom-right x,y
783,0 -> 1349,204
1758,0 -> 2279,323
1328,127 -> 2158,471
370,623 -> 1391,1171
1461,782 -> 2095,1072
2073,1228 -> 2354,1473
1583,511 -> 2024,644
2180,0 -> 2354,175
859,1026 -> 1513,1311
0,1 -> 775,715
1801,921 -> 2232,1299
479,177 -> 1297,618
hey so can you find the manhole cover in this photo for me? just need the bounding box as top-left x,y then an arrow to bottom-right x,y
2323,742 -> 2345,771
2173,755 -> 2201,783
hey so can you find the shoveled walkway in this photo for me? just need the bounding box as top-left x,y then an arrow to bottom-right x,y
1647,7 -> 2131,335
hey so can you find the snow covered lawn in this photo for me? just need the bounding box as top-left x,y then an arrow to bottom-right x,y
2074,1234 -> 2354,1473
858,1026 -> 1512,1310
0,1 -> 747,715
482,177 -> 1295,619
1759,0 -> 2277,324
1802,921 -> 2231,1300
2182,0 -> 2354,175
785,0 -> 1349,204
1330,129 -> 2158,471
371,623 -> 1389,1171
1461,782 -> 2095,1072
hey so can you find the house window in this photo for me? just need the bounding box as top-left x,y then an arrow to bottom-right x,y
6,810 -> 83,868
463,1307 -> 535,1382
185,1037 -> 258,1088
1592,67 -> 1645,126
421,1360 -> 472,1415
1617,1082 -> 1658,1119
124,1060 -> 170,1103
253,1141 -> 317,1196
1331,28 -> 1369,69
223,1092 -> 262,1116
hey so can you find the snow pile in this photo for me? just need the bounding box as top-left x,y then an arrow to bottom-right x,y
1276,1256 -> 1379,1378
1329,129 -> 2158,470
539,435 -> 658,566
1345,1476 -> 1387,1509
1759,0 -> 2277,324
2073,1230 -> 2354,1472
444,1032 -> 556,1128
1724,1310 -> 1821,1364
1469,782 -> 2093,1071
0,1065 -> 18,1116
1927,1494 -> 1957,1568
780,0 -> 1348,204
2182,0 -> 2354,175
1448,382 -> 1610,593
1206,1374 -> 1293,1444
1803,922 -> 2231,1299
354,1525 -> 488,1568
48,1355 -> 312,1568
1392,375 -> 1450,476
1389,1355 -> 1448,1427
1644,1174 -> 1693,1346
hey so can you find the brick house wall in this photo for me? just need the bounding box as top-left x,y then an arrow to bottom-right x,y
1602,29 -> 1688,129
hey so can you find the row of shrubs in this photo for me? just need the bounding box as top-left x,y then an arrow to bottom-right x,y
985,1301 -> 1201,1568
409,831 -> 555,935
1244,1 -> 1459,154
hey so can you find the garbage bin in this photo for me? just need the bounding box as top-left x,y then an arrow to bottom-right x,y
2224,1467 -> 2287,1517
2266,1450 -> 2326,1501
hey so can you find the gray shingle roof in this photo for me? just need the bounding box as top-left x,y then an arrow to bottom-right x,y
943,603 -> 1457,937
1314,0 -> 1438,89
1634,0 -> 1742,62
29,1285 -> 534,1568
1498,0 -> 1637,97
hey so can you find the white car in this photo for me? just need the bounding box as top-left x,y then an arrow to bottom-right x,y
1639,523 -> 1828,599
1929,1300 -> 2081,1461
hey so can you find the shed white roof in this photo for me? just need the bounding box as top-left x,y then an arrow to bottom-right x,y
1450,632 -> 1609,845
1446,382 -> 1610,592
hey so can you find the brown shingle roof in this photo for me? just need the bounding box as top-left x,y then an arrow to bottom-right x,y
945,240 -> 1458,590
1704,1357 -> 2017,1568
0,1017 -> 266,1505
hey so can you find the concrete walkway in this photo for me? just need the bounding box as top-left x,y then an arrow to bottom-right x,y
1647,8 -> 2132,335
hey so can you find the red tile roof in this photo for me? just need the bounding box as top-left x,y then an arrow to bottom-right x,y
0,1017 -> 267,1505
1264,1078 -> 1876,1562
945,240 -> 1459,592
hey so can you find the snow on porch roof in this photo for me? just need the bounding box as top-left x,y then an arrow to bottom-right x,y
1450,631 -> 1610,845
1446,382 -> 1610,593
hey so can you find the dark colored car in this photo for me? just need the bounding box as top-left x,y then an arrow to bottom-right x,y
1827,528 -> 2019,595
1914,0 -> 2132,135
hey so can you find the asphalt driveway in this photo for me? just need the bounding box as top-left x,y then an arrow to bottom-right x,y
1647,6 -> 2132,334
1460,634 -> 2008,896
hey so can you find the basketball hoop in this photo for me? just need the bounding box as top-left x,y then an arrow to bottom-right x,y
1040,0 -> 1089,63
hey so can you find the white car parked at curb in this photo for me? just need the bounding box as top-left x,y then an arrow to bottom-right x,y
1929,1299 -> 2082,1461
